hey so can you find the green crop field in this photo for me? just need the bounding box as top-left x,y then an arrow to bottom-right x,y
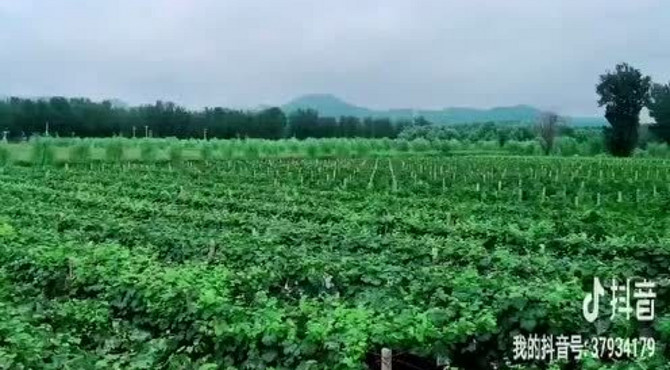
1,141 -> 669,369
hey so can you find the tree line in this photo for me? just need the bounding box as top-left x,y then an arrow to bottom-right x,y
2,63 -> 669,155
0,98 -> 407,140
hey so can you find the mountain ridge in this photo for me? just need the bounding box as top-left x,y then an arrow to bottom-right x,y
283,94 -> 606,126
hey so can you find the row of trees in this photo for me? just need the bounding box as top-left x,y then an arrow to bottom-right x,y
0,98 -> 407,140
595,63 -> 670,156
401,122 -> 537,143
3,65 -> 669,154
400,117 -> 603,153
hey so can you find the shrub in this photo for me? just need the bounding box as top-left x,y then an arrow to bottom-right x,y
140,142 -> 158,162
104,142 -> 124,162
168,145 -> 183,164
31,141 -> 55,166
409,138 -> 431,152
70,143 -> 91,164
200,143 -> 214,162
0,145 -> 9,166
305,140 -> 319,158
353,140 -> 371,157
432,140 -> 450,155
394,139 -> 410,152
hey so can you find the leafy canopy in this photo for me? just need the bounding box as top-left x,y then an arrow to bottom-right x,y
595,63 -> 651,157
648,82 -> 670,144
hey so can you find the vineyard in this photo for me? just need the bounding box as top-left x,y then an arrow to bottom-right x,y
2,137 -> 670,167
1,148 -> 670,369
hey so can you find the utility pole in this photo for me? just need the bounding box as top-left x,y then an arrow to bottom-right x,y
144,125 -> 149,138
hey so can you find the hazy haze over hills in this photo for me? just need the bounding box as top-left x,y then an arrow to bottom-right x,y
282,94 -> 608,126
1,92 -> 609,126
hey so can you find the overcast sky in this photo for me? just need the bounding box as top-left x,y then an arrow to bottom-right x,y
1,0 -> 668,116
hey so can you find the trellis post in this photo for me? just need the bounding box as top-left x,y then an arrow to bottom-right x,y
381,348 -> 392,370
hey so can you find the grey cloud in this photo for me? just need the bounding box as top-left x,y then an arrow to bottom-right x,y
1,0 -> 668,115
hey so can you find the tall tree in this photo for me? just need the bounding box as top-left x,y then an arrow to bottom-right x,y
536,112 -> 560,155
648,82 -> 670,144
596,63 -> 651,157
339,116 -> 360,137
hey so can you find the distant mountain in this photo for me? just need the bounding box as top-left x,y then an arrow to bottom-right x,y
282,94 -> 607,126
283,94 -> 374,117
422,105 -> 542,124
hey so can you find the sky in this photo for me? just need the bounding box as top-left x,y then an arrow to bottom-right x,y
0,0 -> 668,116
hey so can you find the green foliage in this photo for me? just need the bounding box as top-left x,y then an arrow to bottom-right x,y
596,63 -> 652,157
243,141 -> 261,159
0,156 -> 668,368
0,145 -> 9,166
648,82 -> 670,144
200,143 -> 214,162
0,219 -> 14,238
168,145 -> 183,164
105,141 -> 124,162
556,137 -> 579,156
432,140 -> 450,154
30,140 -> 55,166
140,141 -> 158,162
409,138 -> 431,152
69,143 -> 91,164
394,139 -> 410,152
3,135 -> 670,168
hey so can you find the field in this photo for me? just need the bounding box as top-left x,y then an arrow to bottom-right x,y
1,140 -> 670,369
2,137 -> 670,168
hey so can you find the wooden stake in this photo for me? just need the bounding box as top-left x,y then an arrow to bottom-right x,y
381,348 -> 392,370
388,159 -> 397,193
